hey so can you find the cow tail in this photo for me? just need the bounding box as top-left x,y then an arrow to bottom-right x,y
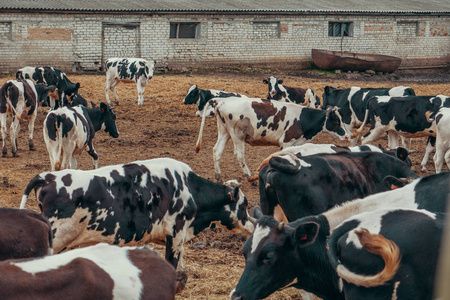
354,103 -> 371,137
20,176 -> 46,209
3,83 -> 23,122
328,228 -> 401,288
54,115 -> 64,171
195,100 -> 212,153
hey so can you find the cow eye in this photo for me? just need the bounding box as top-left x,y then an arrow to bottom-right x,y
263,251 -> 275,264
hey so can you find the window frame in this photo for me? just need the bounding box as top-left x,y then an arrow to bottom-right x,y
328,21 -> 353,37
169,22 -> 200,39
252,20 -> 281,38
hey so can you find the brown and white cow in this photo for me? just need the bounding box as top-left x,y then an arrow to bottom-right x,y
105,58 -> 156,106
43,103 -> 119,170
0,243 -> 176,300
195,97 -> 350,182
0,79 -> 57,157
263,76 -> 320,108
0,208 -> 53,260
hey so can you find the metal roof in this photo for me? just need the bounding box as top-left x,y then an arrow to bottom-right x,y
1,0 -> 450,14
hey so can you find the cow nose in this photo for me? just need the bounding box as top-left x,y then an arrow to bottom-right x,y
230,291 -> 243,300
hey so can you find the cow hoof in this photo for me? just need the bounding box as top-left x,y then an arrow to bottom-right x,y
175,270 -> 188,293
115,101 -> 120,106
12,152 -> 18,157
2,153 -> 6,157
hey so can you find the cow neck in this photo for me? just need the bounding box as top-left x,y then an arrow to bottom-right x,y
84,107 -> 103,132
186,172 -> 231,234
198,89 -> 213,111
291,215 -> 344,300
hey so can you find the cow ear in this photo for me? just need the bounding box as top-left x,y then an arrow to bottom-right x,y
100,102 -> 107,113
292,222 -> 319,247
76,83 -> 80,89
263,79 -> 268,84
384,175 -> 406,190
324,86 -> 330,94
396,147 -> 409,161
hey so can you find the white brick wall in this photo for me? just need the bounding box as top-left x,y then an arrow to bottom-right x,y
0,11 -> 449,72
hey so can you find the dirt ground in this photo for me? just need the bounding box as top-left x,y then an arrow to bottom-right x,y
0,69 -> 449,299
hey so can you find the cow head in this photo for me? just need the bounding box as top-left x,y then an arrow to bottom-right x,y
305,89 -> 321,109
263,76 -> 281,99
322,86 -> 337,110
100,103 -> 119,138
35,83 -> 58,104
183,84 -> 200,105
231,210 -> 324,300
215,180 -> 254,234
324,108 -> 351,141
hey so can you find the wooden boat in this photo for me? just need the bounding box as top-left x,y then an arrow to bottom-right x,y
311,49 -> 402,73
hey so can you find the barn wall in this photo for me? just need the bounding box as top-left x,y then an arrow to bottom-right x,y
0,11 -> 449,72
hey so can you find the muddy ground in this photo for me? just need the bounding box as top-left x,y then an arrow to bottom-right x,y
0,68 -> 449,299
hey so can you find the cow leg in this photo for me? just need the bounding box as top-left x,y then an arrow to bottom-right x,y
87,146 -> 99,169
136,78 -> 147,106
0,114 -> 7,156
401,136 -> 411,150
213,127 -> 231,183
10,119 -> 19,157
165,235 -> 187,293
361,125 -> 386,145
349,135 -> 360,147
387,131 -> 400,149
70,157 -> 78,170
110,80 -> 120,105
28,113 -> 37,151
104,78 -> 112,105
232,140 -> 251,179
444,149 -> 450,172
421,137 -> 435,171
434,136 -> 448,173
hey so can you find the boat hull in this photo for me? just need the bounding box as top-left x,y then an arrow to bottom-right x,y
312,49 -> 402,73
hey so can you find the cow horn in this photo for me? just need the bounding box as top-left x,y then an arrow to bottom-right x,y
278,222 -> 285,231
248,214 -> 257,226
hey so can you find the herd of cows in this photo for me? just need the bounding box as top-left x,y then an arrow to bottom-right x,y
0,57 -> 449,300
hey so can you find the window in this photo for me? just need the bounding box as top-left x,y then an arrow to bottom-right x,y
170,22 -> 199,39
253,21 -> 280,38
328,22 -> 353,37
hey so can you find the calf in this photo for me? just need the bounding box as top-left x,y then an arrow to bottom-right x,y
182,84 -> 248,117
249,143 -> 411,181
258,151 -> 416,221
356,95 -> 443,148
20,157 -> 254,291
43,103 -> 119,170
230,172 -> 449,300
263,76 -> 320,108
328,208 -> 444,300
16,66 -> 80,108
195,97 -> 350,182
105,57 -> 156,106
0,79 -> 57,156
322,85 -> 415,146
0,243 -> 176,300
0,208 -> 52,260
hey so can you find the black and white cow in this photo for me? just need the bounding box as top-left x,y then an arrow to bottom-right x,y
16,66 -> 80,108
322,86 -> 415,146
258,150 -> 416,221
230,172 -> 449,300
195,97 -> 351,182
182,84 -> 249,117
249,143 -> 412,181
0,208 -> 53,260
67,92 -> 88,107
433,107 -> 450,173
0,79 -> 57,157
20,158 -> 254,291
43,102 -> 119,170
105,58 -> 156,106
0,243 -> 177,300
263,76 -> 320,108
328,208 -> 444,300
355,95 -> 444,149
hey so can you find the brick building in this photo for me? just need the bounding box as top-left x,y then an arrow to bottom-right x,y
0,0 -> 449,72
